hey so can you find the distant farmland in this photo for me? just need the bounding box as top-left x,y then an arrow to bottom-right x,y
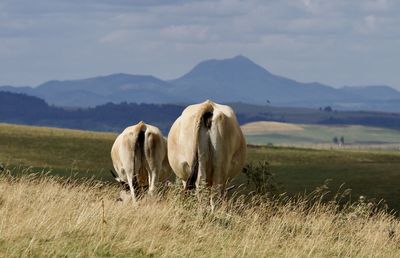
243,121 -> 400,148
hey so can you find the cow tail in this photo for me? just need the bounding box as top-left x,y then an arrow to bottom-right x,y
185,106 -> 213,190
186,151 -> 199,190
132,122 -> 146,190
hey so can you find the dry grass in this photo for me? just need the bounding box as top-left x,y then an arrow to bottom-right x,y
241,121 -> 304,135
1,170 -> 400,257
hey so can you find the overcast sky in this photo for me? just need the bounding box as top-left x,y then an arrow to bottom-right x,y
1,0 -> 399,89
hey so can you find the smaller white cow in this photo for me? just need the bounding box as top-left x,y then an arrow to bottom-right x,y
111,121 -> 172,203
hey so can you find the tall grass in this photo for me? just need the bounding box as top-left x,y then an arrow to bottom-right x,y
1,168 -> 400,257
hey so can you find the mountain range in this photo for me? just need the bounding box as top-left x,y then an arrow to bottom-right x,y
1,55 -> 400,111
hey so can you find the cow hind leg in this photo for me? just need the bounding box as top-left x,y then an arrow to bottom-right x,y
147,166 -> 160,197
145,159 -> 159,197
126,173 -> 138,204
209,164 -> 229,212
144,133 -> 163,197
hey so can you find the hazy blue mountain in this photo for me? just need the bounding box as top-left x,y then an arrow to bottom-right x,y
169,55 -> 353,105
0,74 -> 180,107
1,55 -> 400,110
169,55 -> 400,110
0,85 -> 34,94
339,85 -> 400,100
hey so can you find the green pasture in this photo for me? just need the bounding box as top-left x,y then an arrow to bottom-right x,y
1,123 -> 400,211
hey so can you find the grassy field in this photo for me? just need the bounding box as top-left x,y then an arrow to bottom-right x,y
245,146 -> 400,211
1,173 -> 400,257
0,123 -> 115,180
0,172 -> 400,257
1,123 -> 400,256
243,121 -> 400,147
1,123 -> 400,211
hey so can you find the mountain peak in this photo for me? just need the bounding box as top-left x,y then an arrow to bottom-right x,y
231,54 -> 251,61
176,55 -> 271,81
206,55 -> 257,65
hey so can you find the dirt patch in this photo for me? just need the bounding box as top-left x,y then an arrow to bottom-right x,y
241,121 -> 304,135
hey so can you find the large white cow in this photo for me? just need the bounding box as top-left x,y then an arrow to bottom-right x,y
111,121 -> 173,203
168,100 -> 246,194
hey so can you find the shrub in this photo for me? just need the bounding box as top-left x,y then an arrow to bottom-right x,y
242,160 -> 283,196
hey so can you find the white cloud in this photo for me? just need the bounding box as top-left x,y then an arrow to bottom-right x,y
99,29 -> 130,44
160,25 -> 215,42
362,0 -> 391,11
353,15 -> 398,36
294,0 -> 348,14
285,17 -> 348,34
111,13 -> 159,29
0,0 -> 399,88
359,15 -> 377,34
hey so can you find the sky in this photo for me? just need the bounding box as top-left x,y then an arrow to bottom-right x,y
0,0 -> 399,89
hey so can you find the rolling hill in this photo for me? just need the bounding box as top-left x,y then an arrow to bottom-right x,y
2,92 -> 400,134
0,91 -> 184,133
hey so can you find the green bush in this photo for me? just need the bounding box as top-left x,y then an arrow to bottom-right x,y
242,160 -> 283,196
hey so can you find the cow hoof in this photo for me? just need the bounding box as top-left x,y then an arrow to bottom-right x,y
148,190 -> 157,197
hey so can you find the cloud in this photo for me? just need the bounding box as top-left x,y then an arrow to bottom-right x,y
160,25 -> 216,42
354,15 -> 378,34
362,0 -> 391,11
99,29 -> 130,44
0,0 -> 399,89
353,15 -> 399,38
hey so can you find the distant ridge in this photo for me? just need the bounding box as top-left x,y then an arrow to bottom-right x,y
2,91 -> 400,133
340,85 -> 400,100
1,55 -> 400,111
0,74 -> 181,107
